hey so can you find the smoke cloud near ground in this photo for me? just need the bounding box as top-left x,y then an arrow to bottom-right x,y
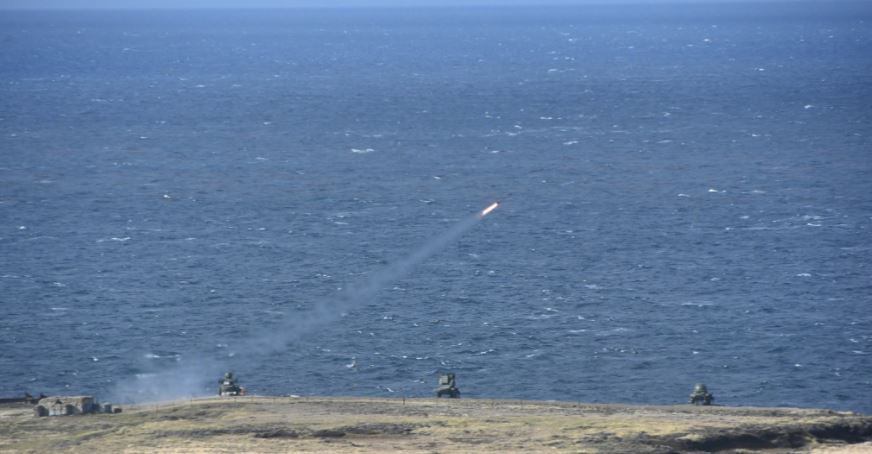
109,206 -> 493,403
109,358 -> 223,404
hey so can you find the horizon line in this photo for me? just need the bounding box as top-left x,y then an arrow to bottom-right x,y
0,0 -> 853,11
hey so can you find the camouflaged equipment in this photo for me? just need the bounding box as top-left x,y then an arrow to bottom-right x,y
689,383 -> 714,405
435,373 -> 460,398
219,372 -> 243,396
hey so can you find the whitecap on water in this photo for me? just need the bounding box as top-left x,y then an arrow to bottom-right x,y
144,353 -> 181,361
526,313 -> 556,320
96,237 -> 131,243
680,301 -> 714,308
350,148 -> 374,154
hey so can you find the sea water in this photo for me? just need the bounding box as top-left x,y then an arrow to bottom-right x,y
1,3 -> 870,412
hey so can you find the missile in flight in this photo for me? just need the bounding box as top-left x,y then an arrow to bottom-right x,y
479,201 -> 499,219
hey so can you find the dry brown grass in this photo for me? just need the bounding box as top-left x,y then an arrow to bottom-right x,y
1,396 -> 870,453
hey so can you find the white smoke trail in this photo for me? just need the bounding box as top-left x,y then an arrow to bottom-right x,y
239,211 -> 482,355
110,204 -> 496,403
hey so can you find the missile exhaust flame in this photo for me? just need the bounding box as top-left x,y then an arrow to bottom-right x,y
480,201 -> 499,218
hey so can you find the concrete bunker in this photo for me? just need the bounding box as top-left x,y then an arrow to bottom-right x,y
33,396 -> 120,417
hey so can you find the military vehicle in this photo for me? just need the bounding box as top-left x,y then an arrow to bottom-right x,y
689,383 -> 714,405
435,372 -> 460,398
218,372 -> 245,396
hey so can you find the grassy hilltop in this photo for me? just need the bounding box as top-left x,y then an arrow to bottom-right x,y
1,396 -> 871,452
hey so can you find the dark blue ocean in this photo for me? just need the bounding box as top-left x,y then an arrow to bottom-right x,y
2,3 -> 871,413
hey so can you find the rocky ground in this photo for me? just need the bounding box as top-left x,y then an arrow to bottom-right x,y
1,396 -> 871,453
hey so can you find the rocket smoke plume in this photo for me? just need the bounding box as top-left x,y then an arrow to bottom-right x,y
110,202 -> 499,403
